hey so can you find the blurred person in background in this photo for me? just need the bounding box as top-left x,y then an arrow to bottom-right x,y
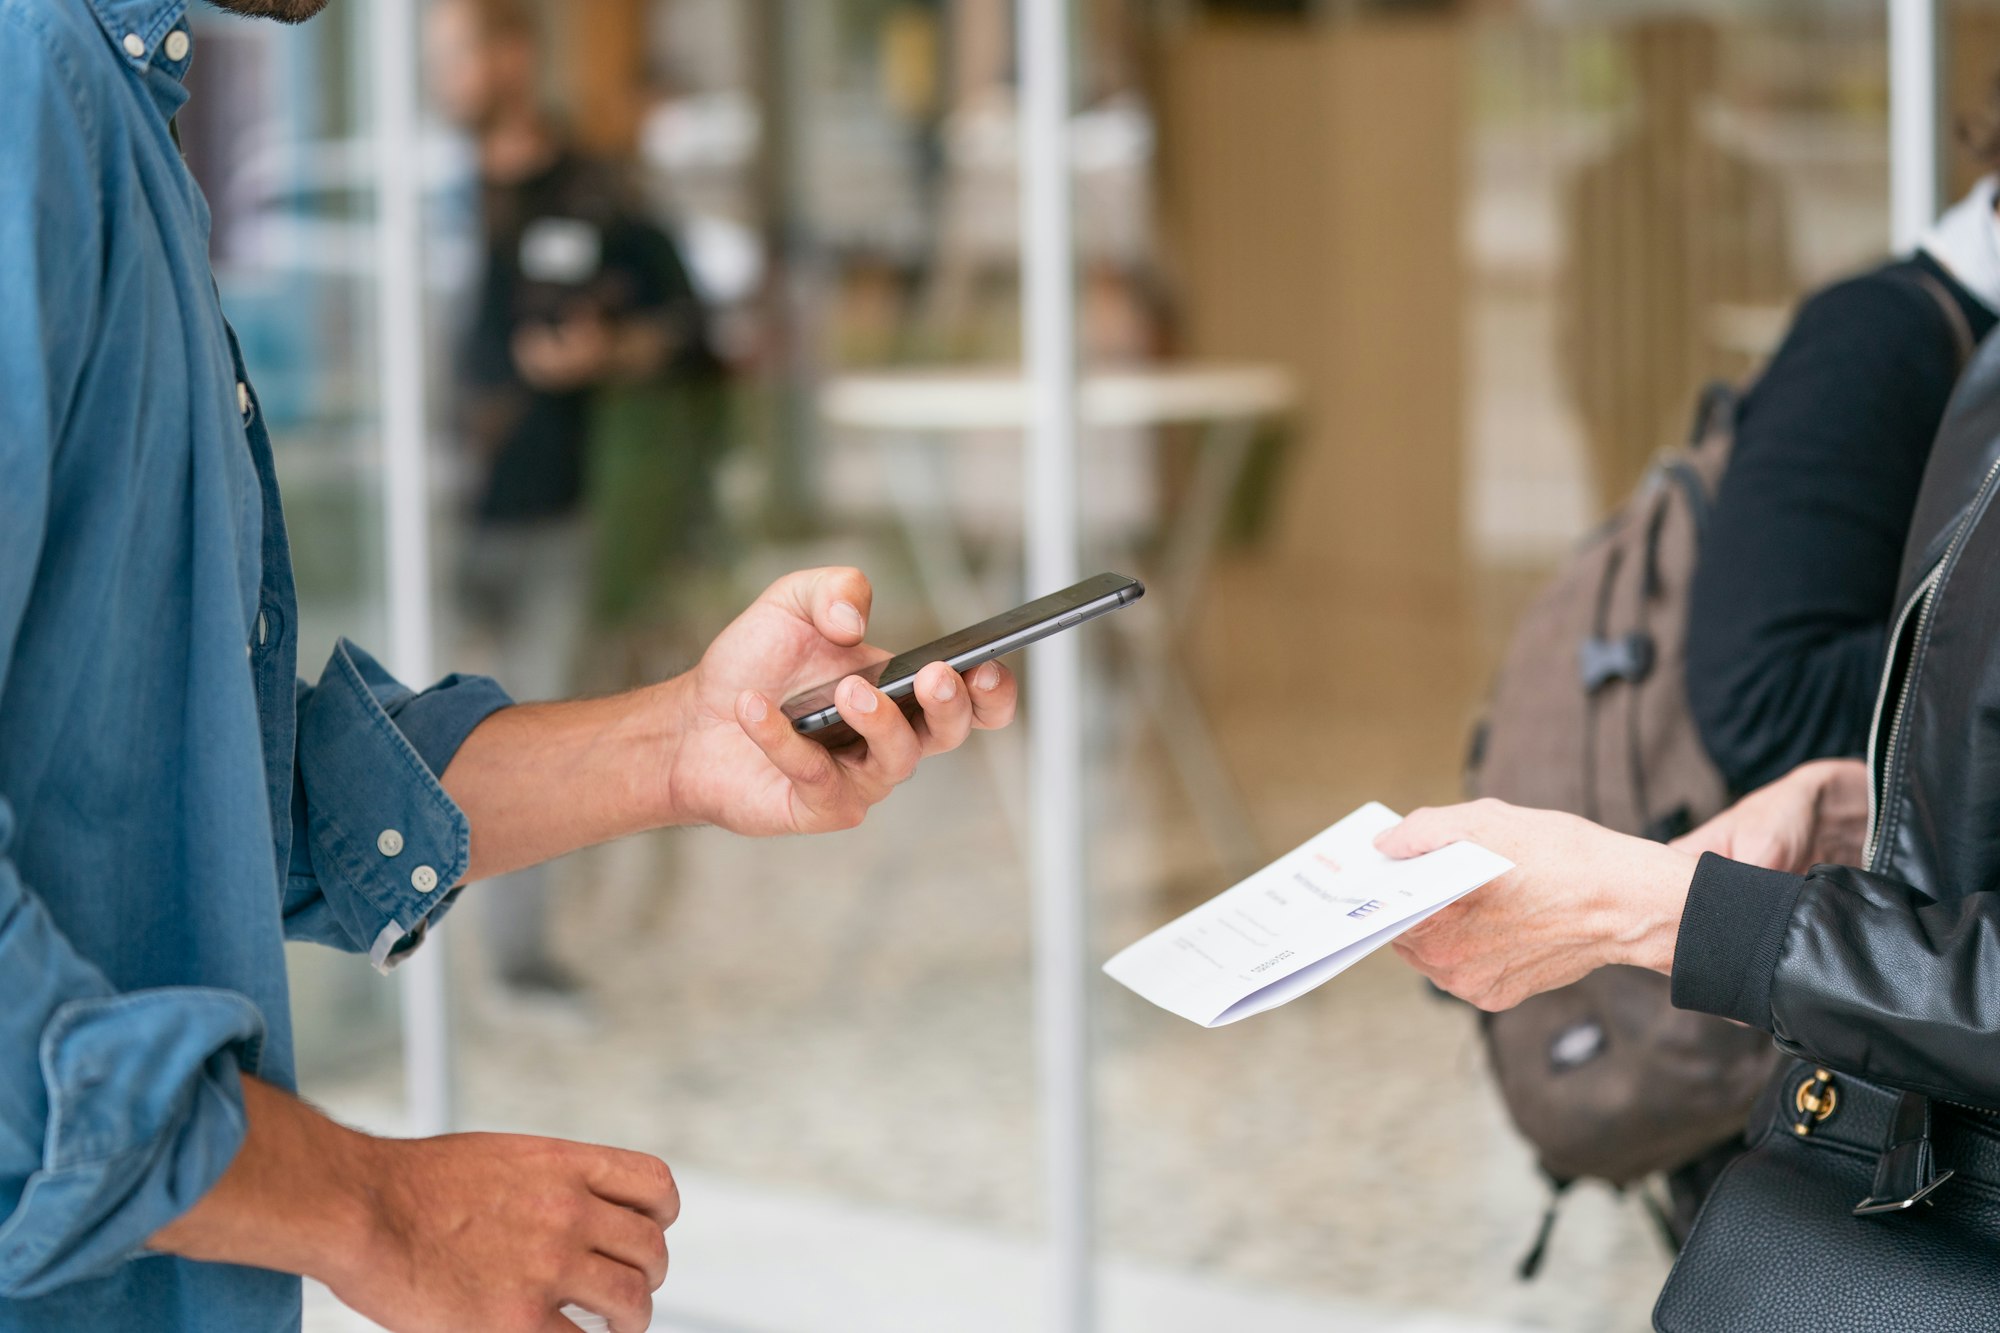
427,0 -> 720,1008
1559,16 -> 1794,508
0,0 -> 1019,1329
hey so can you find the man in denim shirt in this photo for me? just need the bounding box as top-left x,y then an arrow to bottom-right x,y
0,0 -> 1018,1329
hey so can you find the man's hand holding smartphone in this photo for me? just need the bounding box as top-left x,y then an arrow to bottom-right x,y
779,572 -> 1144,750
662,567 -> 1021,837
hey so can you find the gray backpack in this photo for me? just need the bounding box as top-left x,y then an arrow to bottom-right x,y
1464,269 -> 1975,1271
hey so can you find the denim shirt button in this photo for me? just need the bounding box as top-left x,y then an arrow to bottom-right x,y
411,865 -> 438,893
236,381 -> 252,423
164,29 -> 190,62
121,33 -> 144,57
376,829 -> 404,857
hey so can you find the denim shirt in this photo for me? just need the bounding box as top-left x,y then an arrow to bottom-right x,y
0,0 -> 512,1328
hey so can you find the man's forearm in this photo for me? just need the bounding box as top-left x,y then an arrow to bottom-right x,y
438,679 -> 688,885
148,1078 -> 378,1283
152,1078 -> 681,1330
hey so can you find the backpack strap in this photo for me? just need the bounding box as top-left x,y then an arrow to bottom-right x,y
1516,1177 -> 1571,1280
1909,267 -> 1977,373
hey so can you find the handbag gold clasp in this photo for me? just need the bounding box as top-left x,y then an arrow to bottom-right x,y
1794,1068 -> 1838,1135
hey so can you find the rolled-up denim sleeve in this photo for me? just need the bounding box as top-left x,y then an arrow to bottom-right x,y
0,802 -> 265,1298
283,639 -> 511,969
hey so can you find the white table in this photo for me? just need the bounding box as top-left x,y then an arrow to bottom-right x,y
820,362 -> 1298,875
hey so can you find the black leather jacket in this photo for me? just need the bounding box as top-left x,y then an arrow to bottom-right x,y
1672,329 -> 2000,1108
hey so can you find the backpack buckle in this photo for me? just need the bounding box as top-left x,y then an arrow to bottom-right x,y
1579,632 -> 1656,693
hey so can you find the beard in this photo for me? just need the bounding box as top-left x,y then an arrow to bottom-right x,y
205,0 -> 332,22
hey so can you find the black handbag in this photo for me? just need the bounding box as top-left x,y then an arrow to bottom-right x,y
1654,1058 -> 2000,1331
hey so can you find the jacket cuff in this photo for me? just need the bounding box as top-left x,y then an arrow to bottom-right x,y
1670,853 -> 1809,1030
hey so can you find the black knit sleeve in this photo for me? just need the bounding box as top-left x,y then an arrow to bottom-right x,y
1685,262 -> 1982,794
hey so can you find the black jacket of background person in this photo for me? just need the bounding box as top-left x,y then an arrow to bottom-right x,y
460,147 -> 711,526
1674,327 -> 2000,1110
1685,253 -> 1994,794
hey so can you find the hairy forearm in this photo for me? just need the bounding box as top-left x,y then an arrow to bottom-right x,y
439,679 -> 689,884
148,1077 -> 377,1283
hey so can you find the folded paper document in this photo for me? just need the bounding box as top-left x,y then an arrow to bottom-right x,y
1103,803 -> 1513,1027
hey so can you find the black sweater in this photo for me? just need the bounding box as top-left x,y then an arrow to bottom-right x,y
1685,253 -> 1994,795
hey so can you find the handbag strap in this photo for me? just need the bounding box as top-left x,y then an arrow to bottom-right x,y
1854,1089 -> 1958,1216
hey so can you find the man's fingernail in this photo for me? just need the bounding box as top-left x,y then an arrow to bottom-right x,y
831,601 -> 865,636
741,692 -> 769,722
974,663 -> 1001,690
845,680 -> 878,713
932,673 -> 958,702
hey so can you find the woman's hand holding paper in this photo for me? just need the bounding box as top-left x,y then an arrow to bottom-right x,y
1373,800 -> 1698,1013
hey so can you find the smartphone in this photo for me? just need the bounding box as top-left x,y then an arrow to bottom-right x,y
783,572 -> 1146,747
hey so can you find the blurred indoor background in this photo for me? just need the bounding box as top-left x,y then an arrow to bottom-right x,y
170,0 -> 2000,1328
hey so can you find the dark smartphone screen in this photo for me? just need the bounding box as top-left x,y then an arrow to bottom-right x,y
782,572 -> 1145,746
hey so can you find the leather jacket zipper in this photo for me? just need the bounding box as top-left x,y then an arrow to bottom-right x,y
1864,565 -> 1940,868
1866,454 -> 2000,868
